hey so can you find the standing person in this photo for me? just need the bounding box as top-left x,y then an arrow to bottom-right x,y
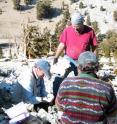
56,51 -> 117,124
18,59 -> 51,104
53,12 -> 98,77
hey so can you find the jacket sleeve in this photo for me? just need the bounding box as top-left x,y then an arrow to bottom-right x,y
106,86 -> 117,115
22,88 -> 42,104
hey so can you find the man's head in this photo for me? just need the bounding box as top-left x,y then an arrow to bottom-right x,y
34,59 -> 51,79
71,12 -> 84,31
78,51 -> 99,73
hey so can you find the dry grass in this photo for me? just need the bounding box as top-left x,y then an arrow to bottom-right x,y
0,0 -> 69,40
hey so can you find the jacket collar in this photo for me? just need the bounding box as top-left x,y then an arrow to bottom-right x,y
32,68 -> 38,79
78,72 -> 98,79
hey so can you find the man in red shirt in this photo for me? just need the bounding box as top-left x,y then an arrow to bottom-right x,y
53,12 -> 98,77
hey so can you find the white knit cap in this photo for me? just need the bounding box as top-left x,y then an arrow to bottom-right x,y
71,12 -> 84,25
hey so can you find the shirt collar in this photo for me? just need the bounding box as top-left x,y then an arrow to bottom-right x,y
32,69 -> 38,79
78,72 -> 98,79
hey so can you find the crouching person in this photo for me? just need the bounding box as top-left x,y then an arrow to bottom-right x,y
56,51 -> 117,124
18,59 -> 51,104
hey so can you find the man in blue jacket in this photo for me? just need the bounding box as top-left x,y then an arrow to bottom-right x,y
18,59 -> 51,104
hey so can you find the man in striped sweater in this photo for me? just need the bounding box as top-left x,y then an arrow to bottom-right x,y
55,51 -> 117,124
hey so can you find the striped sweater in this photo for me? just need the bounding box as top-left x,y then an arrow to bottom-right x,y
55,73 -> 117,124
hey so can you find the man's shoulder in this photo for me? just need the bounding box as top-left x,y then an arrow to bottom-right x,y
63,76 -> 112,88
84,25 -> 93,32
93,77 -> 111,85
89,77 -> 113,90
20,68 -> 32,77
63,25 -> 74,31
64,76 -> 79,80
62,76 -> 81,84
18,68 -> 33,83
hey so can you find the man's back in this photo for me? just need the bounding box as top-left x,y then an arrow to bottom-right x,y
56,76 -> 117,124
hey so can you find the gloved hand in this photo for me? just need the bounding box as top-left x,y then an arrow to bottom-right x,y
53,57 -> 58,65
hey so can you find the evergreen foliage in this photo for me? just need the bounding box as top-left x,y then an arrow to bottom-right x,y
99,30 -> 117,60
24,6 -> 70,58
0,48 -> 3,59
86,15 -> 91,26
100,6 -> 106,11
113,10 -> 117,22
53,8 -> 70,52
99,41 -> 110,57
91,21 -> 99,34
22,7 -> 70,58
0,8 -> 2,15
9,48 -> 12,59
70,0 -> 79,4
23,25 -> 50,58
24,0 -> 32,5
12,0 -> 21,10
97,34 -> 106,41
79,2 -> 84,9
89,4 -> 95,9
36,0 -> 52,19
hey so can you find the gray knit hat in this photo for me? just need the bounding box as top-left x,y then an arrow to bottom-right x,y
71,12 -> 84,25
78,51 -> 98,68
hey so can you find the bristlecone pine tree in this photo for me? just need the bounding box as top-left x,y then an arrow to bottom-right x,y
23,25 -> 50,58
0,48 -> 3,59
86,15 -> 91,26
79,2 -> 84,9
12,0 -> 21,10
91,21 -> 99,34
36,0 -> 52,20
24,0 -> 32,5
99,30 -> 117,60
23,7 -> 70,58
53,7 -> 70,53
113,10 -> 117,22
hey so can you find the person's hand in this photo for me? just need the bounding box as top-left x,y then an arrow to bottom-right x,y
26,103 -> 34,112
53,57 -> 58,65
43,94 -> 54,103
